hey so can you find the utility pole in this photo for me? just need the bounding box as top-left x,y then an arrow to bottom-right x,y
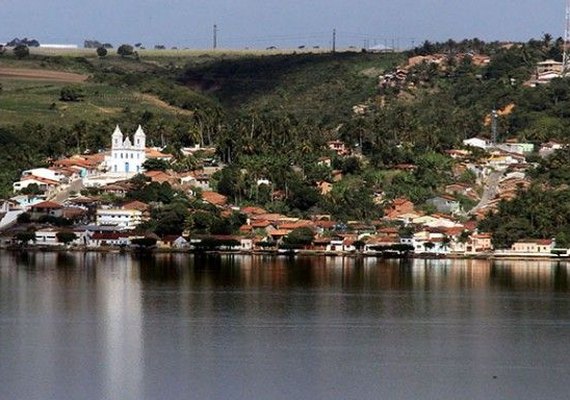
332,29 -> 336,53
563,0 -> 570,74
213,24 -> 218,50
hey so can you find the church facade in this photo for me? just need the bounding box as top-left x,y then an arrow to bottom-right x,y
104,125 -> 147,175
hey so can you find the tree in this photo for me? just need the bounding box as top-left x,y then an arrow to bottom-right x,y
96,47 -> 108,57
16,212 -> 31,223
56,231 -> 78,245
142,158 -> 170,171
117,44 -> 134,57
131,237 -> 157,249
423,242 -> 435,252
13,44 -> 29,59
283,227 -> 314,247
14,231 -> 35,245
60,86 -> 84,102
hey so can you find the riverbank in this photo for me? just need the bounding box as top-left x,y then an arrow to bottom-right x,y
3,245 -> 569,261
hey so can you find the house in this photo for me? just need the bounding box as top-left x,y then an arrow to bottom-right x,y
384,198 -> 415,219
21,168 -> 66,183
34,229 -> 59,246
469,233 -> 493,252
463,137 -> 489,149
539,141 -> 564,158
13,176 -> 60,193
145,147 -> 173,162
496,141 -> 534,155
241,206 -> 267,216
510,239 -> 554,254
364,237 -> 399,254
193,173 -> 212,190
121,200 -> 150,212
445,149 -> 471,160
144,170 -> 177,185
53,155 -> 103,176
317,157 -> 332,167
325,238 -> 355,253
327,140 -> 350,156
426,195 -> 462,215
30,201 -> 64,219
96,207 -> 143,229
101,183 -> 129,197
201,191 -> 227,207
89,232 -> 131,247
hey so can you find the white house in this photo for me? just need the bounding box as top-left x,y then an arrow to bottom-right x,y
463,137 -> 489,149
96,207 -> 143,229
34,229 -> 59,246
104,125 -> 147,176
21,168 -> 65,182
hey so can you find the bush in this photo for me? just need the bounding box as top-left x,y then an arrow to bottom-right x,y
117,44 -> 134,57
60,86 -> 84,102
13,45 -> 29,59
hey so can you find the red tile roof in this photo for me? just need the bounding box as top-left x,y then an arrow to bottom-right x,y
31,201 -> 63,209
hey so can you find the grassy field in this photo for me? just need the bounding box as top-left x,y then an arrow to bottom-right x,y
1,47 -> 405,126
0,78 -> 190,125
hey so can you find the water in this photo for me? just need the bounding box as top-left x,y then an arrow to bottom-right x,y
1,252 -> 569,400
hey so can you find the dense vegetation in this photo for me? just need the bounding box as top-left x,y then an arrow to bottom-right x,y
3,35 -> 570,242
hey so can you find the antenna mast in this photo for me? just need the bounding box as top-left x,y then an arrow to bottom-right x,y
491,109 -> 498,145
563,0 -> 570,74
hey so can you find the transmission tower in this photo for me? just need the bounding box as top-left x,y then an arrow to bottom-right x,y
491,109 -> 498,145
563,0 -> 570,74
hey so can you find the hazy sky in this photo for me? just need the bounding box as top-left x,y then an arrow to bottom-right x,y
1,0 -> 564,49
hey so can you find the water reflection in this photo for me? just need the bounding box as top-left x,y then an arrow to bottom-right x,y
1,252 -> 570,400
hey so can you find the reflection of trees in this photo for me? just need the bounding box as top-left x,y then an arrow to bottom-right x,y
490,261 -> 570,292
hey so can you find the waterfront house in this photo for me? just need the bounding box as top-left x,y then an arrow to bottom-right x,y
511,239 -> 554,254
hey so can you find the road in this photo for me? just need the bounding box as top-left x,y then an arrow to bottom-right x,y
468,171 -> 503,215
50,179 -> 84,203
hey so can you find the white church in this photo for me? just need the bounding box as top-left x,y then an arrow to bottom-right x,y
104,125 -> 147,176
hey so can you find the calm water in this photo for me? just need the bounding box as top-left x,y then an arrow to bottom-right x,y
1,252 -> 570,400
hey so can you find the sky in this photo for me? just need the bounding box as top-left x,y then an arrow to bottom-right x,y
1,0 -> 565,49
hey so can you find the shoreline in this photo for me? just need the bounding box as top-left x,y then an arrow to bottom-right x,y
2,246 -> 569,261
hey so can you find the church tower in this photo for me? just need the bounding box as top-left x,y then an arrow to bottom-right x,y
112,125 -> 123,149
134,125 -> 146,149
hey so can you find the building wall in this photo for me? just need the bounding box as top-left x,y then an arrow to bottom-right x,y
96,209 -> 143,228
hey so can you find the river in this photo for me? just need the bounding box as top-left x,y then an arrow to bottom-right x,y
1,252 -> 569,400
